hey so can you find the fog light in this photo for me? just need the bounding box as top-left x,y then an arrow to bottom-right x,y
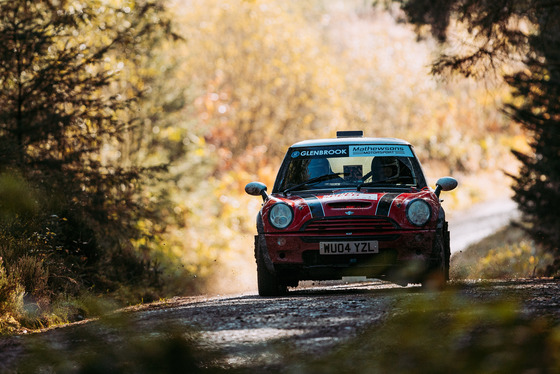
277,238 -> 286,246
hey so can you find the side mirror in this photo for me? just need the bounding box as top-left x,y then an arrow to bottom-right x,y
435,177 -> 458,198
245,181 -> 269,202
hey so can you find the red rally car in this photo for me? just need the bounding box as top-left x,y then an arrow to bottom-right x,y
245,131 -> 458,296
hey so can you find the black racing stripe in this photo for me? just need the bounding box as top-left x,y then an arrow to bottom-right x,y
375,193 -> 399,216
306,195 -> 324,218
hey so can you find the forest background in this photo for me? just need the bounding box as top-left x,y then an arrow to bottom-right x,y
0,0 -> 537,332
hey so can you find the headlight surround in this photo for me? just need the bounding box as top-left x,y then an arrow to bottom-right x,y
406,199 -> 432,226
269,203 -> 294,229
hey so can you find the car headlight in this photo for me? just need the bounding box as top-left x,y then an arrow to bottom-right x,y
406,199 -> 431,226
269,203 -> 293,229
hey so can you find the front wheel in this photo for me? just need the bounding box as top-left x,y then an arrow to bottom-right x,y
256,251 -> 287,296
421,224 -> 450,290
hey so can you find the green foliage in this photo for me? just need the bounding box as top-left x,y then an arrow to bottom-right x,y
503,1 -> 560,274
395,0 -> 560,271
0,178 -> 174,332
0,0 -> 196,333
451,225 -> 554,280
471,241 -> 552,280
0,0 -> 175,246
395,0 -> 532,77
507,49 -> 560,274
0,173 -> 37,223
474,242 -> 540,279
0,257 -> 24,333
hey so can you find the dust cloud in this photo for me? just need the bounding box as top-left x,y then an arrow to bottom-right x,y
203,234 -> 258,296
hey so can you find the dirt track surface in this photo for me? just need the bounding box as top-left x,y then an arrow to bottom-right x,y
3,278 -> 559,372
135,279 -> 560,369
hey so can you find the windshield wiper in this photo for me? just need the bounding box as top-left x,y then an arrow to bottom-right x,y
282,172 -> 346,195
357,176 -> 413,191
357,178 -> 392,191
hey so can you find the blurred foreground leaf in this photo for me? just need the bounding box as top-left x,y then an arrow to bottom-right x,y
287,291 -> 560,374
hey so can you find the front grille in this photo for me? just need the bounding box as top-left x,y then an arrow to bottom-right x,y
301,216 -> 398,235
300,234 -> 399,243
327,201 -> 371,209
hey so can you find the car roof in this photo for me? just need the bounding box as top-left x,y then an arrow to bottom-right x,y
290,136 -> 412,148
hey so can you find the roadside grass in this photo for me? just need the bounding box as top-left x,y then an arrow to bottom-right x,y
450,224 -> 554,280
0,228 -> 164,336
0,171 -> 199,336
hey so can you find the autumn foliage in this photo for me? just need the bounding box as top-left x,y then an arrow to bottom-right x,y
0,0 -> 527,331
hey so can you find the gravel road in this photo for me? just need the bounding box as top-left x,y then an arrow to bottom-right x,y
448,198 -> 519,253
3,278 -> 557,373
130,278 -> 560,370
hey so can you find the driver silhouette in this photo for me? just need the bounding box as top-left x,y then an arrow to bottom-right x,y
370,157 -> 400,181
306,158 -> 331,179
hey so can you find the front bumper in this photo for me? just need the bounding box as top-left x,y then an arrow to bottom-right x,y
259,230 -> 436,281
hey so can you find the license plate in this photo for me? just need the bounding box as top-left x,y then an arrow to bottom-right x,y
319,241 -> 379,255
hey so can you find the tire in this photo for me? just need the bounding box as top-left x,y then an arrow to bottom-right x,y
256,249 -> 287,296
421,223 -> 450,290
443,223 -> 451,281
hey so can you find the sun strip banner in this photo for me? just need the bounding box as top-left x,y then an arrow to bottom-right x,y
290,145 -> 414,159
349,145 -> 413,157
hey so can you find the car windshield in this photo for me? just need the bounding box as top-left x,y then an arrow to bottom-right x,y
273,144 -> 428,193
